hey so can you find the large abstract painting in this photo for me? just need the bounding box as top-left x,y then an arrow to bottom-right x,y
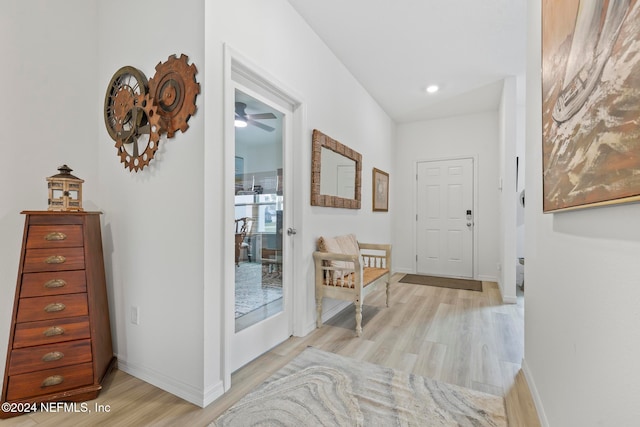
542,0 -> 640,212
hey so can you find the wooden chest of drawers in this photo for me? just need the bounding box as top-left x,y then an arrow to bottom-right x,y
1,212 -> 115,418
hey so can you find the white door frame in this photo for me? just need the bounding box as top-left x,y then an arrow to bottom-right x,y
222,45 -> 306,389
413,155 -> 479,279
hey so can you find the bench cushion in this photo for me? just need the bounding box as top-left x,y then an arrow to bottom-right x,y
317,234 -> 359,277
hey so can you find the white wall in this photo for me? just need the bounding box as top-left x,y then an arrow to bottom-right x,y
236,136 -> 283,176
96,0 -> 207,405
96,0 -> 394,407
394,112 -> 500,281
524,1 -> 640,425
206,0 -> 395,343
0,0 -> 99,388
516,83 -> 526,287
0,0 -> 396,408
516,76 -> 526,260
498,77 -> 518,303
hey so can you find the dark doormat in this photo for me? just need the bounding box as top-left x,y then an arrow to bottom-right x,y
399,274 -> 483,292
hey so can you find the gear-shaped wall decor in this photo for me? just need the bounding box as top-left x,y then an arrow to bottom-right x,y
149,54 -> 200,138
114,93 -> 162,172
104,66 -> 149,144
104,54 -> 200,172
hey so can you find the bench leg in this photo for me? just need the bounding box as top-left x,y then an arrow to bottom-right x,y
354,298 -> 363,337
386,279 -> 390,307
316,292 -> 323,329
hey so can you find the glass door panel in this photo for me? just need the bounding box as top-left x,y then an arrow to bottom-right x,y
234,90 -> 284,333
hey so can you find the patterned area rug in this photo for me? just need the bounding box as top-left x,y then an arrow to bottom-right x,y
211,347 -> 507,426
235,262 -> 282,318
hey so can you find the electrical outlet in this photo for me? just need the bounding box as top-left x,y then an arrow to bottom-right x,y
497,262 -> 502,272
131,306 -> 139,325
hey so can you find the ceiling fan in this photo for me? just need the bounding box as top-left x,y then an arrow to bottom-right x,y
235,102 -> 277,132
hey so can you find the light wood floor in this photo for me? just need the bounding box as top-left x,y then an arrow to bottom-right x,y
1,274 -> 540,426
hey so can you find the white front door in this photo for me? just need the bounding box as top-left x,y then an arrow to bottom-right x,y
416,158 -> 474,278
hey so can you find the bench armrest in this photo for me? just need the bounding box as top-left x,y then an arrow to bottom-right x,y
313,251 -> 362,288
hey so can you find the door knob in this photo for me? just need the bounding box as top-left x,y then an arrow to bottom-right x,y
287,227 -> 297,236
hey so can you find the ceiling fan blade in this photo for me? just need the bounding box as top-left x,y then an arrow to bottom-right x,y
235,102 -> 247,116
248,119 -> 275,132
248,113 -> 276,120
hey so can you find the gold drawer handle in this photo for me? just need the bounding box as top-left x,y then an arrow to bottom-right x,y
45,255 -> 66,264
43,326 -> 65,337
44,303 -> 66,313
45,232 -> 67,241
41,375 -> 64,388
42,351 -> 64,362
44,279 -> 67,289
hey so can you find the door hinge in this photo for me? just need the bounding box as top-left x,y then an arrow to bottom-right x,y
416,214 -> 418,221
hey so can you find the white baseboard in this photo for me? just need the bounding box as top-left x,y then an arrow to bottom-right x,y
116,356 -> 224,408
477,274 -> 498,282
322,300 -> 351,323
521,358 -> 549,427
394,267 -> 413,274
302,300 -> 352,336
298,321 -> 316,338
502,295 -> 517,304
491,275 -> 517,304
202,380 -> 226,407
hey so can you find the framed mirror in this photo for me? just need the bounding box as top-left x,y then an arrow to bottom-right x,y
311,129 -> 362,209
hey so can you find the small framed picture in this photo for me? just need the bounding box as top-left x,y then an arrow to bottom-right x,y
372,168 -> 389,212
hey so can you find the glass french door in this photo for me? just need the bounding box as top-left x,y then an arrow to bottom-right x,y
231,88 -> 292,371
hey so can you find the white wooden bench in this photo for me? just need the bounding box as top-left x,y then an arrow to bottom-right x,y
313,234 -> 391,336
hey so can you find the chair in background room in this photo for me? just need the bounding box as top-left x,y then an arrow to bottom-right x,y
235,217 -> 255,266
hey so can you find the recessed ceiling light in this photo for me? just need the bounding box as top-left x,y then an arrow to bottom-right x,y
426,85 -> 439,94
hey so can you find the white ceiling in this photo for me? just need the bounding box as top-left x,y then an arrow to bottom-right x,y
286,0 -> 527,123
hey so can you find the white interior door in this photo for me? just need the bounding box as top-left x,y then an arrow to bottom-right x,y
230,87 -> 293,372
416,158 -> 474,278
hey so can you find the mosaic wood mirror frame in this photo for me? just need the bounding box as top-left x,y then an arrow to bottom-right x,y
311,129 -> 362,209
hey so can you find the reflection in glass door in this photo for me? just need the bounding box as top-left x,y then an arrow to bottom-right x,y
234,89 -> 284,332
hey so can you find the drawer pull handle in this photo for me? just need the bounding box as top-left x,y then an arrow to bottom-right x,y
44,303 -> 66,313
42,351 -> 64,362
44,279 -> 67,289
45,232 -> 67,241
45,255 -> 66,264
41,375 -> 64,388
43,326 -> 65,337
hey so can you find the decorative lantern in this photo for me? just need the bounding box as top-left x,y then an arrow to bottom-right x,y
47,165 -> 84,211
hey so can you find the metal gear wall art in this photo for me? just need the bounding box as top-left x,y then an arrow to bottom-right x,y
149,54 -> 200,138
103,54 -> 200,172
115,93 -> 162,172
104,66 -> 149,144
